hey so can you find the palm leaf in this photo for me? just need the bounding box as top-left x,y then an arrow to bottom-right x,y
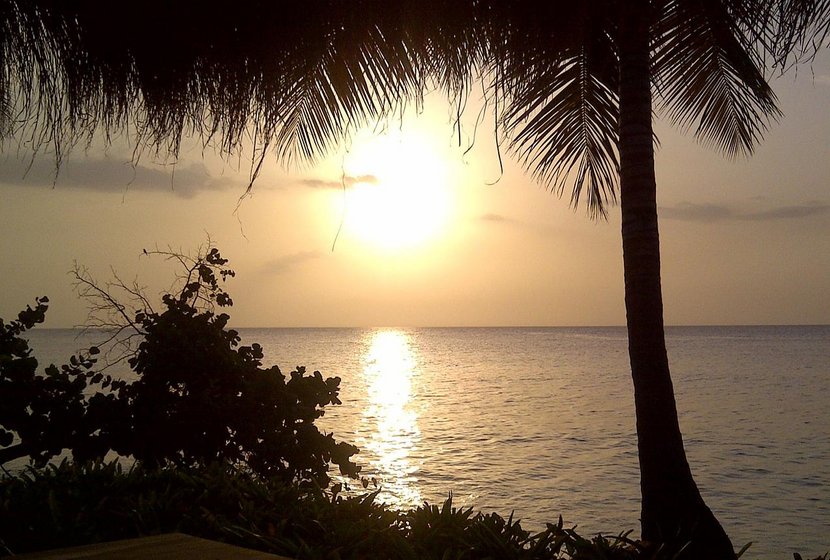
282,28 -> 429,167
652,0 -> 782,157
759,0 -> 830,65
500,43 -> 620,218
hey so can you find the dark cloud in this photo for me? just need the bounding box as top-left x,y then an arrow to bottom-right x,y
661,202 -> 830,223
259,250 -> 323,275
299,174 -> 379,190
0,156 -> 238,198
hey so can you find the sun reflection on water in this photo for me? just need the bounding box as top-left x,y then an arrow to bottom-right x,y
358,330 -> 422,508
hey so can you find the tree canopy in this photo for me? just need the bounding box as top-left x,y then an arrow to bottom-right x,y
2,1 -> 826,215
0,247 -> 359,486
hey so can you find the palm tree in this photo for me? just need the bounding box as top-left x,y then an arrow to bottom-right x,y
1,1 -> 827,557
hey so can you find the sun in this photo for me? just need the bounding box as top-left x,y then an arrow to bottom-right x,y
334,127 -> 456,252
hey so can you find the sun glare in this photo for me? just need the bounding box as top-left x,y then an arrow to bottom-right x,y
335,128 -> 456,252
359,329 -> 422,508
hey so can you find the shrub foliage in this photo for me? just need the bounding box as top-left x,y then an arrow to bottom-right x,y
5,462 -> 823,559
0,297 -> 103,466
0,247 -> 358,486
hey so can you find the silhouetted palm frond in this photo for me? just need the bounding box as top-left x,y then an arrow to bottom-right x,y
652,0 -> 782,157
502,50 -> 620,218
764,0 -> 830,64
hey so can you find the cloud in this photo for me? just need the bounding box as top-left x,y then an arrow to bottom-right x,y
479,213 -> 542,230
660,203 -> 735,223
299,174 -> 379,190
480,213 -> 509,223
0,156 -> 239,198
752,205 -> 830,220
259,250 -> 323,275
661,201 -> 830,223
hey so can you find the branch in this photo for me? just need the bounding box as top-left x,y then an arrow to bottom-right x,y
74,265 -> 140,330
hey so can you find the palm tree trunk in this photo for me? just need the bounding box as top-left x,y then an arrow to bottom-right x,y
617,5 -> 735,559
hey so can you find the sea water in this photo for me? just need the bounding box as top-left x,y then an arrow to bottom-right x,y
18,326 -> 830,558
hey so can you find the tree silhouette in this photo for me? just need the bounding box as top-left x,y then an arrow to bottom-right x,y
0,248 -> 360,486
0,296 -> 105,466
2,1 -> 827,557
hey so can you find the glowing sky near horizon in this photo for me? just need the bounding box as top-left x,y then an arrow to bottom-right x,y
1,54 -> 828,328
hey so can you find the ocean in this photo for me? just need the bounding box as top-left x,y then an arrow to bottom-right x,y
17,326 -> 830,558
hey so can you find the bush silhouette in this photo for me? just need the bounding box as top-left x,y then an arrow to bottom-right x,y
0,247 -> 358,486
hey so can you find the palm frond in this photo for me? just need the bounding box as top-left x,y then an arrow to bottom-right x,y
501,45 -> 620,219
652,0 -> 782,157
755,0 -> 830,66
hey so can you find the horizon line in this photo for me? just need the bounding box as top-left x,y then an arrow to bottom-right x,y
36,323 -> 830,330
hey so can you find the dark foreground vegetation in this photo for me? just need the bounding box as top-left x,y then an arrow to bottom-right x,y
0,460 -> 715,560
0,247 -> 358,482
1,461 -> 827,560
0,247 -> 826,559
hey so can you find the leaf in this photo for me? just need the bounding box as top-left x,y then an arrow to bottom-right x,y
502,45 -> 620,218
651,0 -> 780,157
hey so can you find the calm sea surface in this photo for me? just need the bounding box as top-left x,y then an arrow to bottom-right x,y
21,326 -> 830,558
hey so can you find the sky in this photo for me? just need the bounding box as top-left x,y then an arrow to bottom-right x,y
1,54 -> 829,328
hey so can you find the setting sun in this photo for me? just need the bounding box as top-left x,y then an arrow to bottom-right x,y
334,128 -> 456,251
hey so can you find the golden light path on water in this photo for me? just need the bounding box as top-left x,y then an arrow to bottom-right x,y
357,330 -> 422,508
